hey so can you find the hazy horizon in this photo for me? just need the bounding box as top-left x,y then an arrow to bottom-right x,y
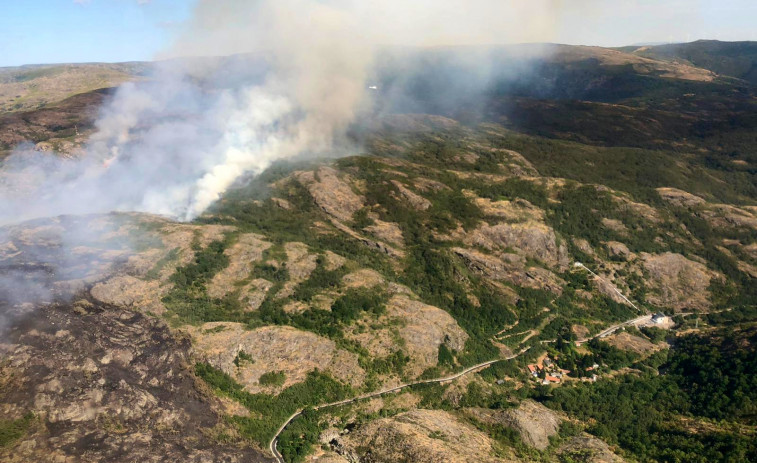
0,37 -> 754,69
2,0 -> 757,67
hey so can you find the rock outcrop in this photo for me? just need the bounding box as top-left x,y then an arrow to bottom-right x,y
559,435 -> 626,462
391,180 -> 432,211
606,241 -> 631,259
602,218 -> 628,235
364,219 -> 405,248
278,242 -> 318,298
467,400 -> 561,450
328,216 -> 405,259
348,295 -> 468,377
208,233 -> 271,298
473,197 -> 545,222
656,187 -> 707,208
297,167 -> 365,222
642,252 -> 717,311
240,278 -> 275,311
338,409 -> 501,463
342,269 -> 386,289
90,275 -> 165,314
467,221 -> 569,270
605,331 -> 660,354
453,247 -> 565,294
590,273 -> 635,307
190,323 -> 365,393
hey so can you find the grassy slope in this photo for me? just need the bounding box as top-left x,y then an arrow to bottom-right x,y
0,62 -> 147,112
627,40 -> 757,86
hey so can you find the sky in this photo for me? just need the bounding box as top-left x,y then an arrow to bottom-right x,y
0,0 -> 195,66
0,0 -> 756,67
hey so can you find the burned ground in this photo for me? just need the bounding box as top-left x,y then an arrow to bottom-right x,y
0,297 -> 272,463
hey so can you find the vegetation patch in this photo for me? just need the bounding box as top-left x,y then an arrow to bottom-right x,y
253,287 -> 389,343
0,413 -> 35,448
361,350 -> 411,389
145,247 -> 181,280
536,327 -> 757,462
290,256 -> 345,302
277,408 -> 326,463
234,350 -> 254,367
195,363 -> 352,450
162,237 -> 243,325
258,371 -> 286,387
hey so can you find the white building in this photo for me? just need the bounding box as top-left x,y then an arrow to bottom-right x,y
652,313 -> 669,324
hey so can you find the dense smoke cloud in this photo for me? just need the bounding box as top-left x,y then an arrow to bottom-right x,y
0,213 -> 132,336
0,0 -> 566,225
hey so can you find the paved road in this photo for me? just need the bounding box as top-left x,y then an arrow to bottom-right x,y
592,314 -> 652,339
268,312 -> 649,462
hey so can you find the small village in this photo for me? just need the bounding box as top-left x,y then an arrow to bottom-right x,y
526,355 -> 599,385
526,313 -> 673,385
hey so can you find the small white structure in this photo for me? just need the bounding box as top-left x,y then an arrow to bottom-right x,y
652,313 -> 669,325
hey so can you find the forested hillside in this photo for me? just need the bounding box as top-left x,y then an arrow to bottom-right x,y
1,42 -> 756,463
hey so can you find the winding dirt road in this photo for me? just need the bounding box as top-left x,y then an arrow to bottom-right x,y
269,347 -> 529,462
268,312 -> 649,462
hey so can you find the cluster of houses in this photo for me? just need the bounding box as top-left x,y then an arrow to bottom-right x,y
522,313 -> 673,386
526,356 -> 599,384
526,356 -> 571,385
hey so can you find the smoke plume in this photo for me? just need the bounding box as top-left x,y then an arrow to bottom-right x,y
0,0 -> 566,226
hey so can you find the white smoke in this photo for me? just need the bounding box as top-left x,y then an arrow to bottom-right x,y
0,0 -> 567,226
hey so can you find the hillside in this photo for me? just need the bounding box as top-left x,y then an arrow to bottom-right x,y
5,41 -> 755,158
3,112 -> 756,461
0,62 -> 148,113
0,88 -> 114,158
621,40 -> 757,85
377,43 -> 757,154
1,43 -> 756,463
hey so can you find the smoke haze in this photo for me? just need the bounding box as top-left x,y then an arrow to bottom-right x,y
0,0 -> 567,226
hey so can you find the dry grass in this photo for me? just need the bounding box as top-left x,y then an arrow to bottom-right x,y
0,63 -> 146,112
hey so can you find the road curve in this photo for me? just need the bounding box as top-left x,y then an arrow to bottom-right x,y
268,313 -> 648,462
268,348 -> 530,462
